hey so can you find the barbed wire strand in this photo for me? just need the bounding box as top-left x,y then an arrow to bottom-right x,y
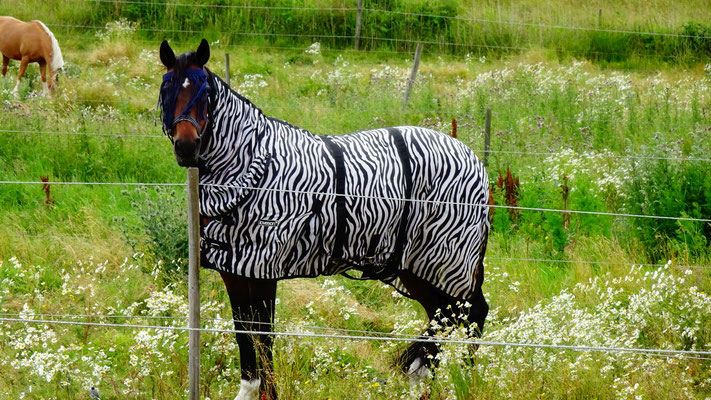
7,95 -> 689,126
485,257 -> 710,269
471,149 -> 711,163
1,180 -> 710,223
0,180 -> 184,187
4,128 -> 710,163
0,312 -> 426,340
8,234 -> 119,242
1,240 -> 708,268
83,0 -> 358,12
2,317 -> 710,360
45,23 -> 688,60
362,8 -> 711,40
0,312 -> 708,361
204,182 -> 711,223
0,128 -> 163,138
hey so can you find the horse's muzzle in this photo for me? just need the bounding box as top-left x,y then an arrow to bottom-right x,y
174,138 -> 200,167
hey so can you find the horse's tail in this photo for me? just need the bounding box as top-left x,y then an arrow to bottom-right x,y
34,20 -> 64,72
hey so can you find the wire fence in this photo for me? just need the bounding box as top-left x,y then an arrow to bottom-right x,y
0,128 -> 163,138
42,16 -> 697,63
78,0 -> 711,40
44,23 -> 686,62
2,234 -> 709,269
2,4 -> 710,392
3,126 -> 711,162
1,316 -> 710,360
4,94 -> 692,132
1,179 -> 710,223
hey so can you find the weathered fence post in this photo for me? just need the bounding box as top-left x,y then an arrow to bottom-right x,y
225,53 -> 231,87
484,108 -> 491,168
597,9 -> 602,29
354,0 -> 363,50
187,167 -> 200,400
402,42 -> 423,109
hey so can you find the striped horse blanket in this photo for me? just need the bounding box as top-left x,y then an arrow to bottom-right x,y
198,72 -> 489,301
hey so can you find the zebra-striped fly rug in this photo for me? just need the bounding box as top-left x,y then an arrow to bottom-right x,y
196,73 -> 490,301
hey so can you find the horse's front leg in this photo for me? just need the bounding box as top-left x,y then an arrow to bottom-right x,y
221,273 -> 277,400
38,60 -> 48,94
12,56 -> 29,95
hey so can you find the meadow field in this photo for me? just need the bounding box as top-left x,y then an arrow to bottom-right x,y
0,1 -> 710,399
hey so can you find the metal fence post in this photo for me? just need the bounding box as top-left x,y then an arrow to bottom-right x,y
187,167 -> 200,400
484,108 -> 491,168
402,42 -> 423,109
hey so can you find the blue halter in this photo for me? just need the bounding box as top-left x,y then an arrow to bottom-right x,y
159,69 -> 210,142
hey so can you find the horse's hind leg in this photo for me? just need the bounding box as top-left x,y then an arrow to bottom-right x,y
395,273 -> 459,385
1,55 -> 8,77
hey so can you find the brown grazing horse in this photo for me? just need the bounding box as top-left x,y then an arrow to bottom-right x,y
0,16 -> 64,95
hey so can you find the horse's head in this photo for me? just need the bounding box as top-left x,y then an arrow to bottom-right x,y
158,39 -> 211,167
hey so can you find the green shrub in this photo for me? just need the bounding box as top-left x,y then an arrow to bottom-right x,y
622,143 -> 711,259
118,186 -> 188,274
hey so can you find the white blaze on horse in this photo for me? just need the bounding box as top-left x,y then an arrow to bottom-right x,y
0,16 -> 64,95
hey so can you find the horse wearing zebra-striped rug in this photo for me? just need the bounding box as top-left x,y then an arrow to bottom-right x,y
0,16 -> 64,95
158,39 -> 490,400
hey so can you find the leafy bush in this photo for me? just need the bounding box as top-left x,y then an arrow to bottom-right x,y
681,22 -> 711,56
623,144 -> 711,259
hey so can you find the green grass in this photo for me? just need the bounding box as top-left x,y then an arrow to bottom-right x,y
0,2 -> 710,399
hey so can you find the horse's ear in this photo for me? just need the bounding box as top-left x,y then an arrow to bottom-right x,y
160,40 -> 177,69
196,39 -> 210,66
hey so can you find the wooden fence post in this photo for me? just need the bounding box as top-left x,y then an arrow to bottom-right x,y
187,167 -> 201,400
354,0 -> 363,50
597,9 -> 602,29
225,53 -> 231,87
484,108 -> 491,168
402,42 -> 423,109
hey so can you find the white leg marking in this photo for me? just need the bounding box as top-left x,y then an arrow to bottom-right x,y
12,81 -> 19,95
234,378 -> 261,400
408,357 -> 432,387
42,81 -> 48,94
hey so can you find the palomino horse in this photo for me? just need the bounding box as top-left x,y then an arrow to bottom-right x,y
0,16 -> 64,95
158,39 -> 490,399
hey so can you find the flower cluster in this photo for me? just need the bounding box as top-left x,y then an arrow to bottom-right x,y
95,19 -> 138,41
